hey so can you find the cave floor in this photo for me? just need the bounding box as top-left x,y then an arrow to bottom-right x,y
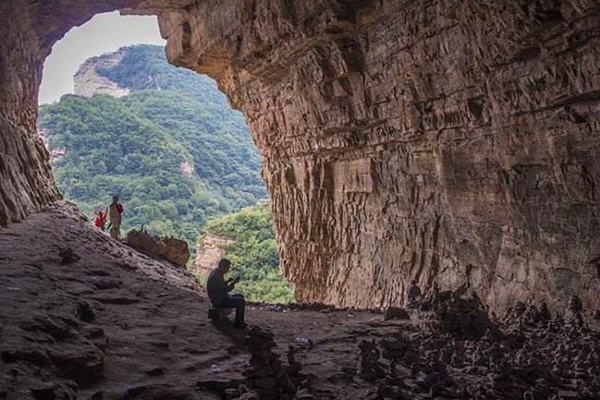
0,205 -> 411,400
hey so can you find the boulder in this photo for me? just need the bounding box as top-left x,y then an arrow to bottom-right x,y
125,229 -> 189,267
383,307 -> 410,321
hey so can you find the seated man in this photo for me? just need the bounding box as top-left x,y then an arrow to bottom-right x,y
206,258 -> 246,328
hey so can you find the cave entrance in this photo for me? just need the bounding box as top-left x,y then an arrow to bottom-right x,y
38,12 -> 293,305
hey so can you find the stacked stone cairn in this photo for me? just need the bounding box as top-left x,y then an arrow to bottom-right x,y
358,340 -> 386,382
238,326 -> 311,400
354,294 -> 600,399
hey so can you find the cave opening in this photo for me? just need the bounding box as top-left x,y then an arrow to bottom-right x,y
37,11 -> 293,305
3,1 -> 600,397
2,0 -> 599,313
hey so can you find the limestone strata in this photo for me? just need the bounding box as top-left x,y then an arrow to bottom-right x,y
74,50 -> 131,98
195,232 -> 235,276
161,0 -> 600,313
2,0 -> 600,313
37,128 -> 66,163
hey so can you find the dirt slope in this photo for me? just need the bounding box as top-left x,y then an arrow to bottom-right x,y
0,205 -> 404,399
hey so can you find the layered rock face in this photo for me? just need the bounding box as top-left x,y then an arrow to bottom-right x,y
2,0 -> 600,312
74,50 -> 131,98
0,1 -> 60,225
194,232 -> 235,276
162,0 -> 600,313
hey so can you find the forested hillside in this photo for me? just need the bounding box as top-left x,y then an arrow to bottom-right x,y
202,202 -> 293,304
38,45 -> 266,250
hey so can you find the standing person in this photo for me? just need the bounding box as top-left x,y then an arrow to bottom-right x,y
108,195 -> 124,240
94,209 -> 108,231
206,258 -> 246,328
407,280 -> 422,308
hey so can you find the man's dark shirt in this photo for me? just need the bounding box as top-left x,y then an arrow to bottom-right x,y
206,269 -> 233,306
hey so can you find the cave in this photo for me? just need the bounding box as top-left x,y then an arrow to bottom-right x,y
3,1 -> 600,398
2,0 -> 600,315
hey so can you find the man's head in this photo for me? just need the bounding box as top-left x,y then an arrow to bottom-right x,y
411,280 -> 417,285
112,195 -> 119,203
218,258 -> 231,274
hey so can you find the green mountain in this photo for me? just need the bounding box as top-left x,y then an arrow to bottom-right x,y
38,45 -> 266,252
201,202 -> 293,304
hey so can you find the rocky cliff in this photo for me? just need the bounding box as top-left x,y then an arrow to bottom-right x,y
161,0 -> 600,315
1,0 -> 600,313
194,232 -> 235,276
74,50 -> 131,98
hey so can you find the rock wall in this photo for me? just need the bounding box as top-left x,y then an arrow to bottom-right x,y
194,232 -> 235,276
0,1 -> 60,225
2,0 -> 600,312
161,0 -> 600,312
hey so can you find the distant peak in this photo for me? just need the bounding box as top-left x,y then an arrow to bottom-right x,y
73,45 -> 167,98
74,50 -> 131,98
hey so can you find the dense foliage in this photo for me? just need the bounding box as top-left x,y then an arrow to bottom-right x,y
38,45 -> 266,251
202,202 -> 293,304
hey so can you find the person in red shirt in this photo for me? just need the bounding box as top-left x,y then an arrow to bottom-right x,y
93,209 -> 107,231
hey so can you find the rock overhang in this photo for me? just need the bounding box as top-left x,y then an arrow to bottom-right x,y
2,0 -> 600,314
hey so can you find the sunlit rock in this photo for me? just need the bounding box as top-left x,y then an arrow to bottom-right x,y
125,228 -> 190,267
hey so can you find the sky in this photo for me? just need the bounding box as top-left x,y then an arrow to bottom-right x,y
39,12 -> 166,105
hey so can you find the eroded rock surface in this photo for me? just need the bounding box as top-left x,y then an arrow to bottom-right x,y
161,0 -> 600,312
126,229 -> 190,267
195,232 -> 235,276
74,50 -> 131,98
2,0 -> 600,312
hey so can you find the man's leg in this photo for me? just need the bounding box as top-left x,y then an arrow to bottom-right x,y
114,221 -> 121,239
233,295 -> 245,326
218,295 -> 245,326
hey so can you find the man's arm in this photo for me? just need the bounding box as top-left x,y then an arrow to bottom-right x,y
226,276 -> 240,291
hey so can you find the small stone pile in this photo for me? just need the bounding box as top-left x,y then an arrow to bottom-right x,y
240,326 -> 311,400
357,340 -> 385,382
563,295 -> 584,328
354,295 -> 600,399
500,299 -> 552,333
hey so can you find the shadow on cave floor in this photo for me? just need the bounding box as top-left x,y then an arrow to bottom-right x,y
1,203 -> 599,400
